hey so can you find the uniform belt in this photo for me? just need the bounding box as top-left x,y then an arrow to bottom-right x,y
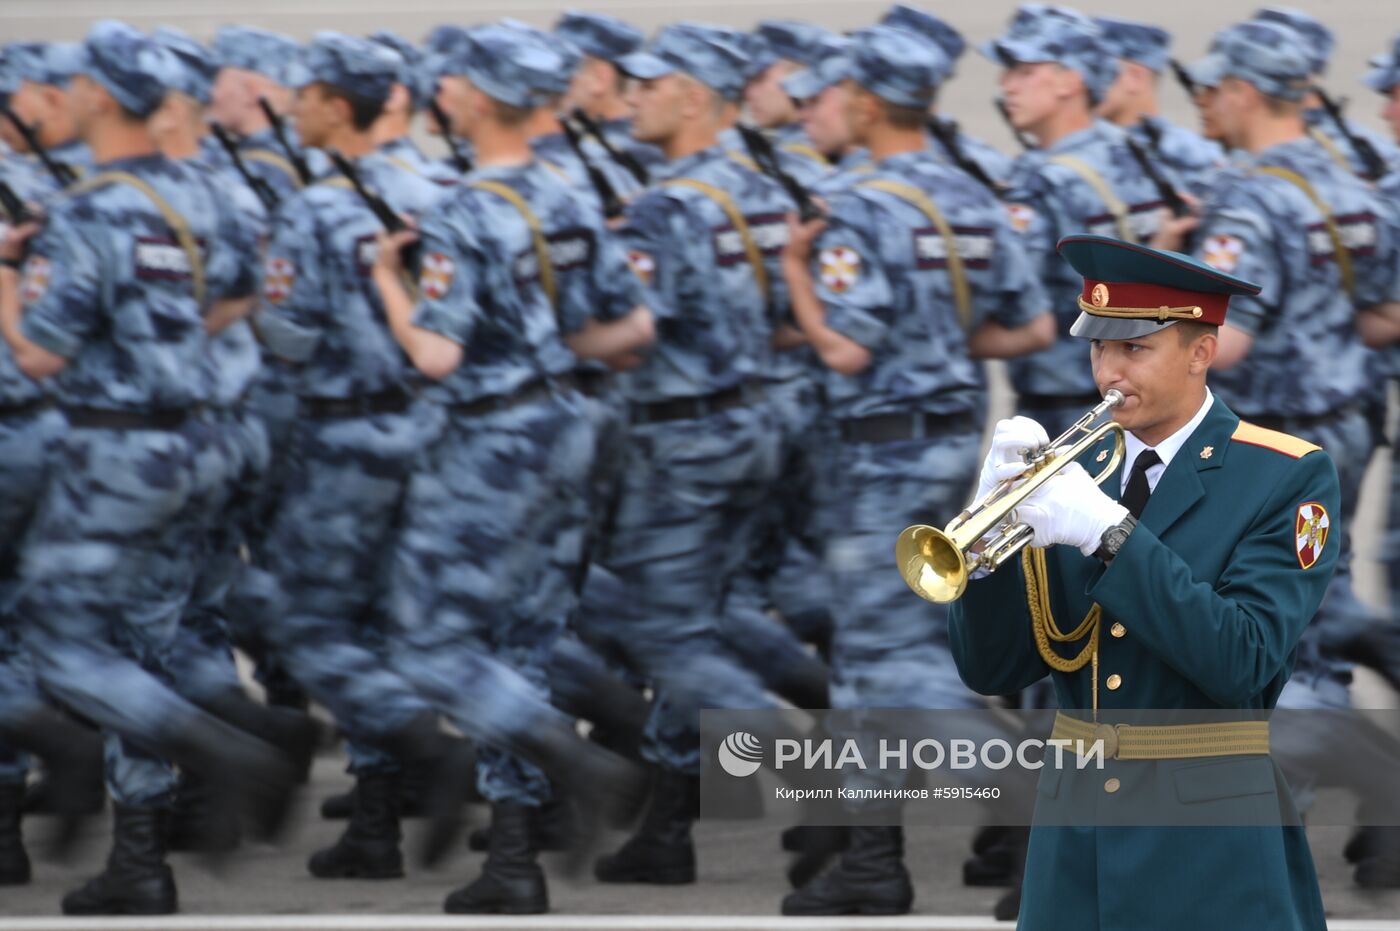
447,376 -> 574,418
63,406 -> 196,430
1017,392 -> 1106,410
630,383 -> 762,424
0,398 -> 50,419
1051,712 -> 1271,761
300,388 -> 412,419
575,370 -> 614,398
1247,400 -> 1364,433
838,410 -> 978,444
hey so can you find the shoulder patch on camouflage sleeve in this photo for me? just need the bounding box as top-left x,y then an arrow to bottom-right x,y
1231,421 -> 1321,459
18,255 -> 51,304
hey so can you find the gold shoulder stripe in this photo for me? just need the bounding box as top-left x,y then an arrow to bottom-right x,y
1231,421 -> 1321,459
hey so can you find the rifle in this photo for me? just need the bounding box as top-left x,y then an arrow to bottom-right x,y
210,122 -> 281,213
1123,134 -> 1190,218
1168,59 -> 1197,99
559,116 -> 625,220
570,107 -> 649,185
1312,87 -> 1389,182
735,124 -> 822,222
327,150 -> 420,270
927,117 -> 1005,197
0,182 -> 34,226
994,98 -> 1034,151
256,97 -> 314,186
428,99 -> 473,174
1,106 -> 78,188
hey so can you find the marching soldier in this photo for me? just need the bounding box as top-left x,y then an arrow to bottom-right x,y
949,232 -> 1339,931
779,25 -> 1051,916
744,20 -> 838,185
5,41 -> 92,185
0,21 -> 298,914
367,31 -> 462,186
1094,17 -> 1226,196
982,4 -> 1183,438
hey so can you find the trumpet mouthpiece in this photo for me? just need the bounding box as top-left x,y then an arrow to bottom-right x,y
1104,389 -> 1125,407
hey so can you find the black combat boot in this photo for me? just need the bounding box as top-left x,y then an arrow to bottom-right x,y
308,770 -> 404,879
322,755 -> 435,820
783,825 -> 850,888
781,825 -> 914,916
62,803 -> 177,915
165,771 -> 240,854
444,802 -> 548,914
469,793 -> 576,852
963,825 -> 1029,886
594,770 -> 698,884
0,782 -> 30,885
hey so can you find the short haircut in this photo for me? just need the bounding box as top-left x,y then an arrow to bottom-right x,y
487,96 -> 532,126
1175,320 -> 1220,346
318,83 -> 385,131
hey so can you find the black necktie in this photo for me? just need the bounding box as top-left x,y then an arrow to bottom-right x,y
1121,449 -> 1161,519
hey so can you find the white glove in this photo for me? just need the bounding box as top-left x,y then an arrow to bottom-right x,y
1014,462 -> 1130,556
976,416 -> 1051,500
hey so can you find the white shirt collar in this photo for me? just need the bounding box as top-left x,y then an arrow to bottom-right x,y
1120,388 -> 1214,494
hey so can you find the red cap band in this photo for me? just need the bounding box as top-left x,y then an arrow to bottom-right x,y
1080,280 -> 1230,326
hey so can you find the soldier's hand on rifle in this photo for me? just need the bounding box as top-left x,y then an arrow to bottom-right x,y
1150,211 -> 1200,253
372,227 -> 419,276
782,211 -> 828,266
0,221 -> 39,264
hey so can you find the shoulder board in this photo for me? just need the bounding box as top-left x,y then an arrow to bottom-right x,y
1231,421 -> 1321,458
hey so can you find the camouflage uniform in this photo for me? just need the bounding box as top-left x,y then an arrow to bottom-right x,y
13,28 -> 255,807
254,35 -> 446,775
983,7 -> 1181,437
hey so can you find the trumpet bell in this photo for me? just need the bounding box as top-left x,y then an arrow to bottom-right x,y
895,524 -> 968,604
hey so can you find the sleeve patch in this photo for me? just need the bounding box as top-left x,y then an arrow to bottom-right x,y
1296,501 -> 1330,569
18,256 -> 50,304
819,245 -> 861,293
1202,234 -> 1244,273
419,252 -> 456,301
626,250 -> 655,285
263,256 -> 295,304
1005,203 -> 1035,233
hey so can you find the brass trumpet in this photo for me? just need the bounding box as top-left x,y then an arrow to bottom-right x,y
895,390 -> 1126,604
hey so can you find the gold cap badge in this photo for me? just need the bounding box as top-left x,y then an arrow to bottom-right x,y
1090,283 -> 1110,308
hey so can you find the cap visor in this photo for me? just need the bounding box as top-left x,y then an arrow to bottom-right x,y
616,51 -> 673,80
1069,312 -> 1178,341
1185,53 -> 1226,89
1361,66 -> 1399,93
782,67 -> 828,99
982,38 -> 1054,68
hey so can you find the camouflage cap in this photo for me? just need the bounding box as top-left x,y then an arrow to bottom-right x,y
880,5 -> 966,68
369,31 -> 434,110
1093,17 -> 1171,73
0,51 -> 16,101
499,18 -> 581,94
1362,34 -> 1400,94
978,5 -> 1118,103
553,11 -> 643,62
285,32 -> 400,103
435,23 -> 565,109
616,22 -> 750,102
7,41 -> 84,88
1252,7 -> 1333,75
213,26 -> 300,85
756,20 -> 837,68
1187,20 -> 1312,100
848,24 -> 947,108
737,33 -> 778,83
781,34 -> 853,100
80,20 -> 175,117
152,26 -> 218,105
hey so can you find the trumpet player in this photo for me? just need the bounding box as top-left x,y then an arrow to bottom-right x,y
947,233 -> 1340,931
779,26 -> 1051,916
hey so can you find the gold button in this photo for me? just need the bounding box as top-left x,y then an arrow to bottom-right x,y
1106,674 -> 1122,690
1104,777 -> 1121,794
1110,623 -> 1126,638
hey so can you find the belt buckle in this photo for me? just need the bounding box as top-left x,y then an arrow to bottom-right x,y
1092,722 -> 1121,760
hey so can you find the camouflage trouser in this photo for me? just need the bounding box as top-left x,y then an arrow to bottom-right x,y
261,410 -> 433,773
719,375 -> 834,674
17,421 -> 224,805
0,408 -> 61,785
390,392 -> 593,804
818,424 -> 1004,801
168,407 -> 271,705
582,403 -> 782,775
